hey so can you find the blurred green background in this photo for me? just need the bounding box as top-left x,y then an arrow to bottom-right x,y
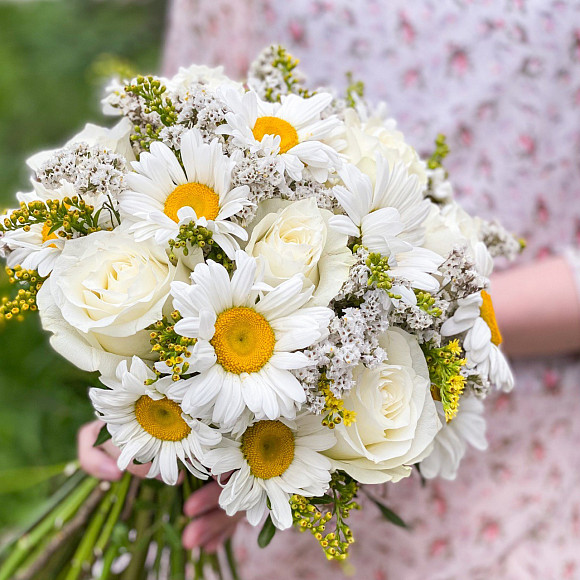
0,0 -> 166,528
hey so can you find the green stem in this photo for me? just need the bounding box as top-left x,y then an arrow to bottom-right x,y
224,538 -> 240,580
98,544 -> 119,580
64,482 -> 119,580
122,482 -> 152,580
0,477 -> 99,580
94,473 -> 132,556
0,469 -> 84,561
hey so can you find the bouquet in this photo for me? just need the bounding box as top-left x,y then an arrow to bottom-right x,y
0,46 -> 521,579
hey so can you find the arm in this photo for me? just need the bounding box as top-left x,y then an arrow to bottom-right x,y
491,254 -> 580,358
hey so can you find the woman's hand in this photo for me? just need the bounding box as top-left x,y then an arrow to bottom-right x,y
182,480 -> 243,553
80,420 -> 240,552
77,420 -> 152,480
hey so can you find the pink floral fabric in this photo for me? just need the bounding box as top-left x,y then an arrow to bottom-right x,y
163,1 -> 580,577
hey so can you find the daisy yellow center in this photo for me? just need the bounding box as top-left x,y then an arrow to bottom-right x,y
163,182 -> 220,223
252,116 -> 299,154
480,290 -> 503,346
241,420 -> 295,479
135,395 -> 191,442
211,307 -> 276,374
41,223 -> 58,247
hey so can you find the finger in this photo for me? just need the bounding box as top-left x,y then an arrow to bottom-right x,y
182,510 -> 239,550
203,522 -> 238,554
184,480 -> 223,518
101,441 -> 186,483
77,421 -> 122,481
101,440 -> 152,478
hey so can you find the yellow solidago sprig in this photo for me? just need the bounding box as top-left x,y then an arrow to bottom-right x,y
147,310 -> 197,381
168,222 -> 234,272
365,251 -> 402,300
422,339 -> 467,422
263,45 -> 314,102
125,75 -> 178,151
0,197 -> 106,239
415,289 -> 443,318
125,75 -> 178,127
319,371 -> 356,429
0,266 -> 46,322
426,133 -> 450,172
291,472 -> 360,561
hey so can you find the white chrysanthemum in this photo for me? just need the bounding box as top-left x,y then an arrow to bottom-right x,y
441,290 -> 514,391
217,88 -> 342,182
89,357 -> 221,485
330,160 -> 442,292
166,251 -> 333,428
205,414 -> 335,530
420,396 -> 488,480
120,129 -> 252,258
167,64 -> 244,94
0,181 -> 80,277
338,107 -> 427,187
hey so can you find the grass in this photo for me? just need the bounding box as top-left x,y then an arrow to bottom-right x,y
0,0 -> 166,527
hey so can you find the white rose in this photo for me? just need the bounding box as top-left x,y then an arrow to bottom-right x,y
340,108 -> 427,186
37,229 -> 180,376
26,118 -> 136,172
422,201 -> 493,276
324,328 -> 441,483
245,197 -> 355,307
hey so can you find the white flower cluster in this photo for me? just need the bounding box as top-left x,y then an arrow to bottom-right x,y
0,46 -> 520,542
36,142 -> 128,199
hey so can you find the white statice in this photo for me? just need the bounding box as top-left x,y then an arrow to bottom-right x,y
420,396 -> 488,480
37,228 -> 182,376
205,414 -> 335,530
441,290 -> 514,391
27,118 -> 136,171
90,357 -> 221,485
120,129 -> 252,257
330,159 -> 442,293
166,251 -> 333,428
324,328 -> 441,483
217,88 -> 342,182
338,107 -> 427,187
245,197 -> 355,307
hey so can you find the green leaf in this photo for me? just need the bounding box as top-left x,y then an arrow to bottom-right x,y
309,495 -> 334,505
93,424 -> 112,447
257,515 -> 276,548
0,463 -> 72,494
368,496 -> 410,529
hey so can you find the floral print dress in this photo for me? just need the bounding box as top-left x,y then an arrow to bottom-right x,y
163,1 -> 580,577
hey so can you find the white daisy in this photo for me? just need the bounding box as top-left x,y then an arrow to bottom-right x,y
330,157 -> 430,252
441,290 -> 514,391
330,159 -> 442,292
217,88 -> 342,183
205,414 -> 335,530
165,250 -> 333,428
119,129 -> 252,258
89,356 -> 221,485
420,396 -> 488,480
